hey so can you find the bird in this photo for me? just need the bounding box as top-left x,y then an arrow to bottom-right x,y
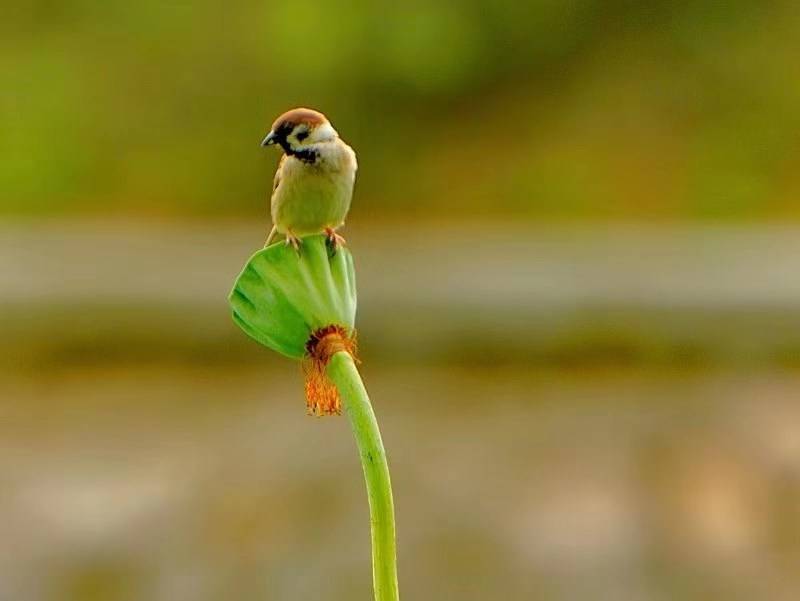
261,108 -> 357,253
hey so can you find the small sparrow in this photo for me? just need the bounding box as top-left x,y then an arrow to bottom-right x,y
261,108 -> 358,252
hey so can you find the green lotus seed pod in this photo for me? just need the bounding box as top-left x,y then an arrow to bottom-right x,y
228,235 -> 357,360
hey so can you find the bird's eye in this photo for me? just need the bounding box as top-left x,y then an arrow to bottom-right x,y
296,130 -> 309,142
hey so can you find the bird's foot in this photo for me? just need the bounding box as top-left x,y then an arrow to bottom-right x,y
285,232 -> 302,254
325,228 -> 346,256
264,225 -> 278,248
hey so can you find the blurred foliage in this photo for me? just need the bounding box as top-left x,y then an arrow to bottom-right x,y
2,0 -> 799,219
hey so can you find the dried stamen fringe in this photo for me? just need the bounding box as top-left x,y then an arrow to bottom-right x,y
304,325 -> 357,416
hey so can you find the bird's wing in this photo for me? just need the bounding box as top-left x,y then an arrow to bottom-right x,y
272,154 -> 286,193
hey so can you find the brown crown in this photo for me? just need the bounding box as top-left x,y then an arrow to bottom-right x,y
271,107 -> 328,133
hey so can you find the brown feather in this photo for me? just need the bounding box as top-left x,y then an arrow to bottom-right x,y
271,107 -> 327,133
273,154 -> 286,192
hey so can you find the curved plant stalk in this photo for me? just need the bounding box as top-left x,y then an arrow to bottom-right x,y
228,235 -> 400,600
327,351 -> 399,601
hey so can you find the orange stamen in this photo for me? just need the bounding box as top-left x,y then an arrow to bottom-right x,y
303,325 -> 357,416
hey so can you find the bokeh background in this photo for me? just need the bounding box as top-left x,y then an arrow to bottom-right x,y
2,2 -> 799,600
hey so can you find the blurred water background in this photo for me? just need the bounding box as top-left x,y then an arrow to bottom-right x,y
2,2 -> 800,600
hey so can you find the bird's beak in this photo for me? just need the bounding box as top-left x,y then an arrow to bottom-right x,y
261,131 -> 278,147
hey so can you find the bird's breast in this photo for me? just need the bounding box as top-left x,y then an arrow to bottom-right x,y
271,144 -> 356,234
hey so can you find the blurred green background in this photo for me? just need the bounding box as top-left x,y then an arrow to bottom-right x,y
2,2 -> 800,601
4,0 -> 800,220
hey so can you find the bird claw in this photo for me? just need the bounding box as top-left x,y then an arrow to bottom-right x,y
325,228 -> 346,256
285,233 -> 302,254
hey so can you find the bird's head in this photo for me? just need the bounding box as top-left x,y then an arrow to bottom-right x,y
261,108 -> 338,154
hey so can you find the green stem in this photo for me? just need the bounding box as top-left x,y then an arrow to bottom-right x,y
327,351 -> 399,601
